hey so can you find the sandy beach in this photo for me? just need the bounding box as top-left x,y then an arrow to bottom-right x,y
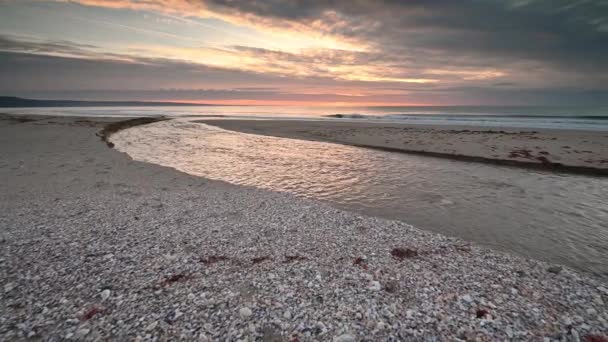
199,119 -> 608,175
1,114 -> 607,341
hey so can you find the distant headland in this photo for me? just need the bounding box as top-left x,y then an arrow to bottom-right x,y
0,96 -> 212,108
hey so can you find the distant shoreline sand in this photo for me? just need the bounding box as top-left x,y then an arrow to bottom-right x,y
198,119 -> 608,177
1,113 -> 607,340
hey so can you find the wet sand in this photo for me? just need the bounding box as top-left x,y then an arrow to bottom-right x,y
199,119 -> 608,175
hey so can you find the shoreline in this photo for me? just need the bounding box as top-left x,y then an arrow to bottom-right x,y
198,119 -> 608,177
1,114 -> 607,340
97,117 -> 168,148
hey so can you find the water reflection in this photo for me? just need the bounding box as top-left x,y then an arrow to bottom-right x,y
112,120 -> 608,277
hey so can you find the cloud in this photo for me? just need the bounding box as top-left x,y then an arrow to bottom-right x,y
2,0 -> 608,105
53,0 -> 608,77
2,50 -> 607,106
0,34 -> 103,59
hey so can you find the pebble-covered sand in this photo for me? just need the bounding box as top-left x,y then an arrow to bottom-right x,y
1,115 -> 607,341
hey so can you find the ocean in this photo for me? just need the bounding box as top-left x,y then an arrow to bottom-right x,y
3,105 -> 608,130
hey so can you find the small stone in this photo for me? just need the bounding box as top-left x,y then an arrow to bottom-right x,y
598,286 -> 608,295
283,311 -> 292,320
587,308 -> 598,316
384,280 -> 399,293
163,253 -> 178,261
76,328 -> 90,337
571,329 -> 580,342
4,282 -> 15,292
101,289 -> 111,301
145,321 -> 158,331
333,334 -> 356,342
461,294 -> 473,303
593,296 -> 604,306
165,309 -> 183,323
406,310 -> 415,319
369,281 -> 382,291
261,326 -> 283,341
547,266 -> 562,274
505,326 -> 514,338
239,307 -> 253,319
361,273 -> 373,280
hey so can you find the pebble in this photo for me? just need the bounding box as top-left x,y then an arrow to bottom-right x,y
369,281 -> 382,291
587,308 -> 598,316
4,283 -> 15,293
547,266 -> 563,274
462,294 -> 473,303
75,328 -> 90,337
145,321 -> 158,331
239,307 -> 253,319
101,289 -> 111,301
334,333 -> 356,342
384,280 -> 399,293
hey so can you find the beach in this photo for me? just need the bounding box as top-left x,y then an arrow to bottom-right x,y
1,114 -> 607,341
199,119 -> 608,175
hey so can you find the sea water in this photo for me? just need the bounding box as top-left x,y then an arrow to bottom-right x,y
3,105 -> 608,130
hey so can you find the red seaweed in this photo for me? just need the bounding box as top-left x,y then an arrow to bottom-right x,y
284,255 -> 308,263
353,257 -> 368,270
390,248 -> 418,260
80,305 -> 104,321
200,255 -> 229,265
161,273 -> 192,287
508,149 -> 534,159
536,156 -> 552,164
585,336 -> 608,342
475,309 -> 489,318
252,256 -> 272,264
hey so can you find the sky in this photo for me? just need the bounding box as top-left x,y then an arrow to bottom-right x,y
0,0 -> 607,106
